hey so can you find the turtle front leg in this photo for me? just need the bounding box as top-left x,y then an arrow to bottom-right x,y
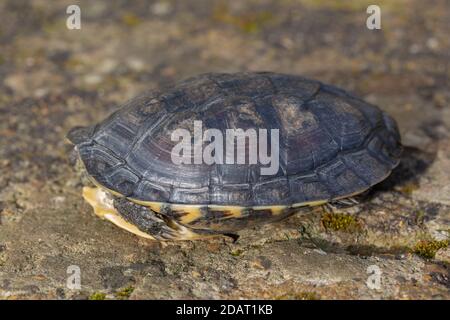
113,196 -> 214,241
82,186 -> 223,240
83,187 -> 157,240
326,197 -> 360,211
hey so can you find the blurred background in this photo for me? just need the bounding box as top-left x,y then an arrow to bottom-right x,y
0,0 -> 449,299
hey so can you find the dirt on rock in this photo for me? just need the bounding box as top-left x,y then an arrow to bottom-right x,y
0,0 -> 449,299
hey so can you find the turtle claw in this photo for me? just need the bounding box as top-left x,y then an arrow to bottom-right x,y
113,197 -> 230,241
329,197 -> 360,209
224,233 -> 240,243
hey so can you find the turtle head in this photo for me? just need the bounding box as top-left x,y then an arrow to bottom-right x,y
66,126 -> 96,181
66,125 -> 94,145
67,144 -> 97,187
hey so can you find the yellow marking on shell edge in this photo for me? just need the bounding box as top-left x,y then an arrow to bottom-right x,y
88,175 -> 329,214
86,171 -> 330,214
292,200 -> 328,208
208,205 -> 243,218
254,205 -> 287,215
79,154 -> 382,218
126,198 -> 328,214
170,205 -> 203,224
131,198 -> 162,212
82,186 -> 156,240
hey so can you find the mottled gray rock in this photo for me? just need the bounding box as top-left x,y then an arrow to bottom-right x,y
414,140 -> 450,206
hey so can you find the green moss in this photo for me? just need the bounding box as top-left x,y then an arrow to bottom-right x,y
115,286 -> 134,300
321,213 -> 361,232
399,182 -> 419,195
213,3 -> 273,33
42,19 -> 65,34
230,249 -> 244,256
276,292 -> 319,300
413,240 -> 448,259
121,13 -> 142,27
240,12 -> 273,33
346,244 -> 410,257
413,210 -> 426,225
89,292 -> 106,300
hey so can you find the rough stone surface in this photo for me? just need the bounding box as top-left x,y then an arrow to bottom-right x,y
0,0 -> 449,299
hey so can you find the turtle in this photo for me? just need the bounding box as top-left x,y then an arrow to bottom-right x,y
67,72 -> 402,241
